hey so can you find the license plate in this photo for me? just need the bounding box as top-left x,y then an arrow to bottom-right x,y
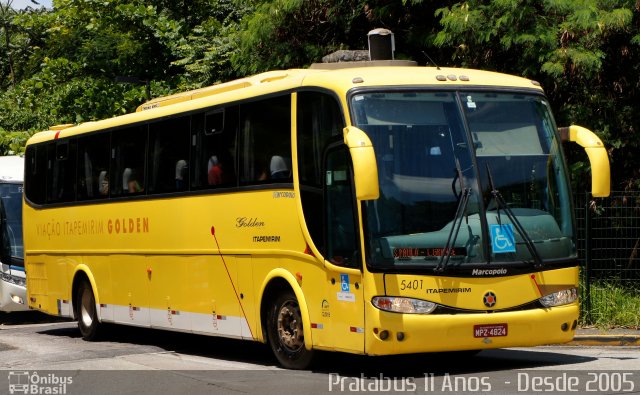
473,323 -> 508,338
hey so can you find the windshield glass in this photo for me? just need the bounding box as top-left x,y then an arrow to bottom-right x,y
350,91 -> 574,270
0,183 -> 24,260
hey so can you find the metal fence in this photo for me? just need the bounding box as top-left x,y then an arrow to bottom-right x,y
575,191 -> 640,319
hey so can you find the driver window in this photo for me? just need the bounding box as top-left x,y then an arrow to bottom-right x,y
325,146 -> 360,268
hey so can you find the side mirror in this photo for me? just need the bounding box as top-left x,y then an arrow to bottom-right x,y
343,126 -> 380,200
559,125 -> 610,197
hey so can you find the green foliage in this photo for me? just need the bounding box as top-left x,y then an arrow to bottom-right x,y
233,0 -> 369,74
0,0 -> 246,153
0,128 -> 29,155
172,0 -> 251,88
581,281 -> 640,328
0,0 -> 639,191
434,0 -> 639,191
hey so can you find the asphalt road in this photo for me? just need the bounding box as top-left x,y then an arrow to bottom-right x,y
0,312 -> 638,395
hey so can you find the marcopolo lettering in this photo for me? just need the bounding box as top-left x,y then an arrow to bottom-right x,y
472,268 -> 508,276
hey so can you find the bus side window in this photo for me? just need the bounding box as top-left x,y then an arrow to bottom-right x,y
77,132 -> 110,200
111,126 -> 147,197
148,116 -> 190,194
25,145 -> 47,205
47,140 -> 77,203
239,95 -> 291,184
190,106 -> 238,190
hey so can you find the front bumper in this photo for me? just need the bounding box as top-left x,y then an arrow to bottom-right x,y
365,302 -> 578,355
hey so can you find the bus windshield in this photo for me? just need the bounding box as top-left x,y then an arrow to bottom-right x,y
0,183 -> 24,261
351,91 -> 574,270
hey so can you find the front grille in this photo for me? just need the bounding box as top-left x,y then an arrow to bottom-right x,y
432,300 -> 545,315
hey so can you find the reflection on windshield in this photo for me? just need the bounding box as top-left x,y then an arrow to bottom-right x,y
350,91 -> 575,270
0,184 -> 24,260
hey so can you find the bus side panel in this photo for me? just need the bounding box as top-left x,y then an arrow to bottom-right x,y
149,255 -> 191,332
236,255 -> 256,339
188,255 -> 243,338
26,255 -> 73,317
109,255 -> 150,327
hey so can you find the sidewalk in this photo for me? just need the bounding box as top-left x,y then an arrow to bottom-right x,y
569,328 -> 640,346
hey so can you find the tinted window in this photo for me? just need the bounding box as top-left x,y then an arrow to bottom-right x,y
47,140 -> 77,203
191,106 -> 238,190
25,146 -> 46,205
77,133 -> 110,200
297,92 -> 343,187
297,91 -> 344,251
239,95 -> 291,184
111,126 -> 147,196
148,116 -> 190,194
326,146 -> 359,268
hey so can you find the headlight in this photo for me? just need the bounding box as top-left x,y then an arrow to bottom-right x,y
539,288 -> 578,307
372,296 -> 437,314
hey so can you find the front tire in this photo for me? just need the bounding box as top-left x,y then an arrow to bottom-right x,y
266,291 -> 314,369
76,279 -> 101,340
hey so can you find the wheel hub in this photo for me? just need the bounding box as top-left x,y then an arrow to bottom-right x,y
277,301 -> 304,350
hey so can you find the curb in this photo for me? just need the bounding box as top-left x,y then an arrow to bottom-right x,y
569,335 -> 640,346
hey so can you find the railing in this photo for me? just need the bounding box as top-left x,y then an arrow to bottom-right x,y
575,191 -> 640,321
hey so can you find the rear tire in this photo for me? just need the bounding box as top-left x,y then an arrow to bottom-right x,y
76,279 -> 101,340
266,291 -> 314,369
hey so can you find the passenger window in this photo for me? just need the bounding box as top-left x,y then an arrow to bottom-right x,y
191,106 -> 238,190
111,126 -> 147,197
25,145 -> 47,205
148,116 -> 190,194
239,95 -> 291,184
77,133 -> 110,200
47,140 -> 77,203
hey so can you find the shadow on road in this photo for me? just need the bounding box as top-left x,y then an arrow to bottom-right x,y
0,311 -> 71,326
36,323 -> 596,375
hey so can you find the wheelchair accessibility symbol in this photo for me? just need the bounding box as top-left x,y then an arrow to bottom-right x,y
340,274 -> 350,292
490,224 -> 516,253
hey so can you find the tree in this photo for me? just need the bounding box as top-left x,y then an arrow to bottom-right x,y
232,0 -> 372,74
433,0 -> 638,191
1,0 -> 640,191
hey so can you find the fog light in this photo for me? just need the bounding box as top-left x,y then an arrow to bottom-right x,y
10,294 -> 24,305
397,332 -> 405,341
379,330 -> 389,340
561,323 -> 569,332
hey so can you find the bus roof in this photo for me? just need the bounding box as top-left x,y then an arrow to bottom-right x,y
0,156 -> 24,183
27,65 -> 544,145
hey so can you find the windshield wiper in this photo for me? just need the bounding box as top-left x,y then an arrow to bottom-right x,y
485,163 -> 544,268
435,158 -> 470,273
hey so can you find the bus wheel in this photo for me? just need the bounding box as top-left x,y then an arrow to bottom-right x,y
76,279 -> 101,340
266,291 -> 314,369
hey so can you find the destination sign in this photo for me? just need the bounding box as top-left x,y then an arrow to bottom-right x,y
393,247 -> 467,259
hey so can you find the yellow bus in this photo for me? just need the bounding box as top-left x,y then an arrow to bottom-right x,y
24,64 -> 609,369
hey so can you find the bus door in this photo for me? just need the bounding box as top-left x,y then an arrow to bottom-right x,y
323,145 -> 365,353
